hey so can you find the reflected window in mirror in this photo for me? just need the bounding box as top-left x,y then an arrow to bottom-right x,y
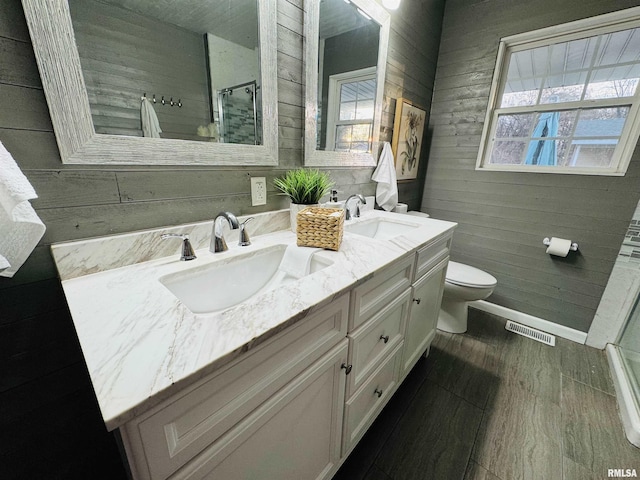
304,0 -> 390,167
69,0 -> 262,145
326,68 -> 376,152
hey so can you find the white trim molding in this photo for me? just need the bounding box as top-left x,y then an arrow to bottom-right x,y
606,344 -> 640,448
471,300 -> 588,344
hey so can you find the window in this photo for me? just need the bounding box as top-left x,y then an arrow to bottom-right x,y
477,7 -> 640,175
326,67 -> 376,153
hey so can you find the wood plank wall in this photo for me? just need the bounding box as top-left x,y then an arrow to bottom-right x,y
0,0 -> 443,477
421,0 -> 640,333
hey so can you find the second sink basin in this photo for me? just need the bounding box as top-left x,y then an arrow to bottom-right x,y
159,244 -> 332,314
344,217 -> 420,240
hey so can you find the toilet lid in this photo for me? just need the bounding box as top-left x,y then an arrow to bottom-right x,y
446,261 -> 497,288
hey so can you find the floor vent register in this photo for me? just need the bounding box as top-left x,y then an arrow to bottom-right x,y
505,320 -> 556,346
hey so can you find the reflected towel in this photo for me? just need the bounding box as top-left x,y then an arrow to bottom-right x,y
279,244 -> 321,279
141,97 -> 162,138
371,142 -> 398,211
0,141 -> 46,278
0,254 -> 9,272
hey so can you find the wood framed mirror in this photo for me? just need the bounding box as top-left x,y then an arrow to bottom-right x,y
304,0 -> 390,167
22,0 -> 279,166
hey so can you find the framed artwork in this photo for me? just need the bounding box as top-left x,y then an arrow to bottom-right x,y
391,98 -> 426,181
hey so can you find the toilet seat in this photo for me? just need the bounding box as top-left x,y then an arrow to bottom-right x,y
446,261 -> 497,288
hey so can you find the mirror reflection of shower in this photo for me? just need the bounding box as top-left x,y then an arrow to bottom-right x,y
217,80 -> 262,145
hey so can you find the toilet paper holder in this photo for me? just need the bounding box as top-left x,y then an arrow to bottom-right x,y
543,237 -> 578,252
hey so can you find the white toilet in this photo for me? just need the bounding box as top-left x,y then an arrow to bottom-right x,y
438,261 -> 497,333
392,209 -> 497,333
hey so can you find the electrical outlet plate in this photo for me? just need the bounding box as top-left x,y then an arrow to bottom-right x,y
251,177 -> 267,206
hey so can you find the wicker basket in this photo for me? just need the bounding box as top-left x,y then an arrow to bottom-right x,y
296,207 -> 345,251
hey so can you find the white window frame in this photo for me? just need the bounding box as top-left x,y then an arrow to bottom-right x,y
325,66 -> 377,151
476,6 -> 640,176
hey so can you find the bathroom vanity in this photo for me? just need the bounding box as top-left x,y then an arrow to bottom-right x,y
52,209 -> 455,479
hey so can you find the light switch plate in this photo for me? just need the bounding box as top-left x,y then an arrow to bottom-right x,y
250,177 -> 267,206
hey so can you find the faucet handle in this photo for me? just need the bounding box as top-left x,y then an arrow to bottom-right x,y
161,233 -> 197,261
238,217 -> 253,246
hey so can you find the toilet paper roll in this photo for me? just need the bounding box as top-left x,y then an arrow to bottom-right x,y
546,237 -> 572,257
392,203 -> 408,213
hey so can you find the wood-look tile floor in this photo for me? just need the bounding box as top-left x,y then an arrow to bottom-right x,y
333,308 -> 640,480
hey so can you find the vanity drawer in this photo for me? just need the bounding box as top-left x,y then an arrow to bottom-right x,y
346,289 -> 409,397
342,342 -> 403,455
122,294 -> 349,480
414,232 -> 452,281
350,254 -> 413,332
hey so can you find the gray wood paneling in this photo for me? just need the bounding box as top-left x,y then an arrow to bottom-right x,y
421,0 -> 640,332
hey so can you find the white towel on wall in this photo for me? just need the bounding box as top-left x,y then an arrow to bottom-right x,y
141,97 -> 162,138
372,142 -> 399,211
0,254 -> 9,272
0,141 -> 46,278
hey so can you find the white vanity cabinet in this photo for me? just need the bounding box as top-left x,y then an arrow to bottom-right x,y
400,233 -> 452,380
341,255 -> 413,454
52,209 -> 457,480
119,294 -> 350,480
112,227 -> 454,480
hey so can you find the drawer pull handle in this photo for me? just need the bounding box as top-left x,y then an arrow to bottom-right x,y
374,388 -> 383,398
341,363 -> 353,375
413,298 -> 421,304
379,334 -> 389,344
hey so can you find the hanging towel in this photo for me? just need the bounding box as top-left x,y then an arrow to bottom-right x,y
140,97 -> 162,138
371,142 -> 398,211
0,254 -> 9,273
0,141 -> 46,278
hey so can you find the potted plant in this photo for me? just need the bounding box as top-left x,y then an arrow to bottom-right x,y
274,168 -> 334,231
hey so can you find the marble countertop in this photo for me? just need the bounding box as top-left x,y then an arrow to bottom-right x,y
52,209 -> 456,430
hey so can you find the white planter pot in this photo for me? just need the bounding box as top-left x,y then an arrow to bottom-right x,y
290,203 -> 317,232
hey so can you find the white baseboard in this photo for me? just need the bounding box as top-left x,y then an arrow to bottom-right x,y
470,300 -> 588,344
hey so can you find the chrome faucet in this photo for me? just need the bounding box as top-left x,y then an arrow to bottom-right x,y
211,211 -> 240,253
344,194 -> 366,220
238,217 -> 253,246
161,233 -> 196,261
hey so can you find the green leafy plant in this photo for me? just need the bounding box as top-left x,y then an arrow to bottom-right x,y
274,168 -> 334,205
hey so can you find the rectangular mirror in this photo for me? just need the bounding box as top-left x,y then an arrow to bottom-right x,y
22,0 -> 278,166
304,0 -> 390,167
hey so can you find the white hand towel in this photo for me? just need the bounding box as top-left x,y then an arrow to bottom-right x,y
279,244 -> 321,279
0,141 -> 46,278
0,254 -> 9,272
371,142 -> 398,211
140,97 -> 162,138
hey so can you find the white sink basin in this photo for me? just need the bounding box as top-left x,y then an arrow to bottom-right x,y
344,217 -> 420,240
159,244 -> 332,314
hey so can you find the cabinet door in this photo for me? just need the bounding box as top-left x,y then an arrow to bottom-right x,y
400,257 -> 448,379
170,340 -> 349,480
